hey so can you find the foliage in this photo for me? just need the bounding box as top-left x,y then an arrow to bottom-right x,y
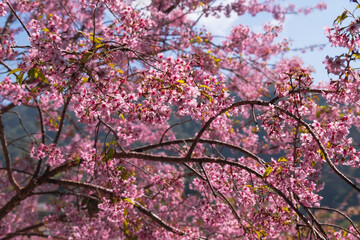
0,0 -> 360,239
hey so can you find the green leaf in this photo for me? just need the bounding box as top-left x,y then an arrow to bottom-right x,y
124,198 -> 134,205
318,149 -> 325,159
28,68 -> 35,81
81,77 -> 89,84
199,85 -> 212,91
69,58 -> 77,63
95,43 -> 104,49
89,35 -> 103,44
104,148 -> 114,162
256,231 -> 261,239
316,110 -> 321,118
262,167 -> 273,179
311,161 -> 316,168
176,80 -> 186,84
353,52 -> 360,60
124,208 -> 128,216
201,91 -> 212,104
282,207 -> 290,213
334,10 -> 348,24
16,72 -> 24,85
7,68 -> 21,76
124,218 -> 129,235
27,68 -> 49,84
34,68 -> 49,84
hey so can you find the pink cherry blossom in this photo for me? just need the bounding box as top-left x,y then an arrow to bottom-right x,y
0,1 -> 360,239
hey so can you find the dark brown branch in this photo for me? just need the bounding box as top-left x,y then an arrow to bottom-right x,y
159,119 -> 191,143
0,115 -> 22,194
185,100 -> 269,160
199,163 -> 217,198
53,95 -> 72,145
133,138 -> 266,166
6,111 -> 36,145
320,223 -> 360,239
0,11 -> 15,46
34,100 -> 46,145
0,159 -> 80,220
0,167 -> 32,175
163,0 -> 180,14
113,150 -> 327,239
310,206 -> 360,236
47,178 -> 202,238
98,117 -> 126,152
6,2 -> 31,38
0,103 -> 16,114
1,222 -> 44,240
275,105 -> 360,193
32,102 -> 46,179
48,178 -> 113,195
176,98 -> 358,193
57,0 -> 80,30
269,88 -> 333,104
198,163 -> 248,227
295,196 -> 328,239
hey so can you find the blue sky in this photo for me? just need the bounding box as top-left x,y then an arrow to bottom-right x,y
194,0 -> 356,83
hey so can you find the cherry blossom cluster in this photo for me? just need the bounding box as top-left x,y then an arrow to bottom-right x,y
1,0 -> 360,239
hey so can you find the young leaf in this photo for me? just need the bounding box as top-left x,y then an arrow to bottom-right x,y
199,85 -> 212,91
7,68 -> 21,76
262,167 -> 273,179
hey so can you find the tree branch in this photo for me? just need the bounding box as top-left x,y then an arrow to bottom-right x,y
159,119 -> 191,144
185,100 -> 269,160
310,206 -> 360,236
113,150 -> 327,239
5,2 -> 31,38
0,114 -> 22,194
47,178 -> 205,238
274,105 -> 360,193
133,138 -> 266,166
1,222 -> 44,240
53,95 -> 72,145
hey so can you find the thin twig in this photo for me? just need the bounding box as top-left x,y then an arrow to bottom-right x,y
35,103 -> 46,144
6,2 -> 31,38
320,223 -> 360,239
159,119 -> 191,143
97,117 -> 126,152
53,95 -> 72,144
1,222 -> 44,240
7,111 -> 36,142
199,163 -> 217,198
185,100 -> 269,160
295,195 -> 328,239
57,0 -> 80,30
0,11 -> 15,43
310,206 -> 360,236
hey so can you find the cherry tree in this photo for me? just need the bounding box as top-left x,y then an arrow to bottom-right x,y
0,0 -> 360,239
